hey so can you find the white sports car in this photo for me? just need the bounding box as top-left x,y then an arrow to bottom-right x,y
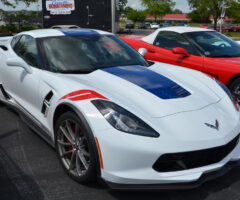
0,29 -> 240,189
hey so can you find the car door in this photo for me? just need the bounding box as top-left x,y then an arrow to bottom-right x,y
145,31 -> 204,72
188,31 -> 237,82
0,34 -> 43,117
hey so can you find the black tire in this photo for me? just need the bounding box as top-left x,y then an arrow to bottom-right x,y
229,78 -> 240,104
55,111 -> 98,183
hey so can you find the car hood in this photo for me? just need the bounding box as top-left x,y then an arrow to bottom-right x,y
61,63 -> 221,118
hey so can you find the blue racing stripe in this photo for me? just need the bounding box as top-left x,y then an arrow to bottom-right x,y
102,66 -> 191,99
61,29 -> 99,36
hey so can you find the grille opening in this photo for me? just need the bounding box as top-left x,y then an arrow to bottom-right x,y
153,135 -> 239,173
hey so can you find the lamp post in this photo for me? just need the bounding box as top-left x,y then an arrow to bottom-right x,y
111,0 -> 116,33
220,6 -> 226,33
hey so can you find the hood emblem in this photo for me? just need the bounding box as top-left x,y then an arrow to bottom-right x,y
205,120 -> 219,131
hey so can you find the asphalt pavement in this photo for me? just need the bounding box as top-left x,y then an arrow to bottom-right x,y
1,103 -> 240,200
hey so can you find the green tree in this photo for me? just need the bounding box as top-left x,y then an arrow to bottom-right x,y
228,0 -> 240,23
1,0 -> 37,7
141,0 -> 175,22
119,0 -> 128,14
188,0 -> 233,30
124,6 -> 134,14
188,9 -> 210,23
172,9 -> 182,14
127,9 -> 146,23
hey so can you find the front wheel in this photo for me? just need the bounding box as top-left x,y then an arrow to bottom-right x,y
229,78 -> 240,104
55,111 -> 97,183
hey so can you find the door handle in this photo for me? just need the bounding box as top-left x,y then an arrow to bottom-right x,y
148,49 -> 155,53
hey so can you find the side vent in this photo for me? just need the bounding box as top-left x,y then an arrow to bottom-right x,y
0,84 -> 10,100
41,91 -> 54,116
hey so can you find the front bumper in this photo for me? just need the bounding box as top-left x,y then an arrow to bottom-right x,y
105,160 -> 240,190
100,132 -> 240,188
82,95 -> 240,188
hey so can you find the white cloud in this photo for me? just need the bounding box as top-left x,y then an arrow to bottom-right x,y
130,2 -> 142,9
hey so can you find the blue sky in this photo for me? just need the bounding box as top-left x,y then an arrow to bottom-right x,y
0,0 -> 190,13
127,0 -> 190,13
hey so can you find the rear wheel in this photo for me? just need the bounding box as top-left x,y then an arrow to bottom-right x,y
229,78 -> 240,104
55,111 -> 97,183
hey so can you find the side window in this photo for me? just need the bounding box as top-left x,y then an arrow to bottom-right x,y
153,31 -> 197,56
13,35 -> 40,67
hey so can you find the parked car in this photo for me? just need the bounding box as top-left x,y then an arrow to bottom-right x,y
125,23 -> 135,29
208,25 -> 226,32
1,29 -> 240,189
120,27 -> 240,102
145,22 -> 151,27
176,23 -> 189,27
138,23 -> 147,29
199,24 -> 209,28
150,22 -> 160,29
224,25 -> 237,32
162,23 -> 172,28
51,25 -> 80,29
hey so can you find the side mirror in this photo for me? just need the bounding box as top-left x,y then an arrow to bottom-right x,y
172,47 -> 190,57
138,48 -> 147,56
6,57 -> 33,74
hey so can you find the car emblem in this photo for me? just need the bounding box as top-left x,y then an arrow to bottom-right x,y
205,120 -> 219,131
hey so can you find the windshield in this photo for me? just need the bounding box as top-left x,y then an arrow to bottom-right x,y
41,34 -> 148,73
184,31 -> 240,58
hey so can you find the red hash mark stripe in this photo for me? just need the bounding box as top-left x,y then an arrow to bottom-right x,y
60,90 -> 108,101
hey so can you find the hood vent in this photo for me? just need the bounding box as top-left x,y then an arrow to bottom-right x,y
41,91 -> 53,116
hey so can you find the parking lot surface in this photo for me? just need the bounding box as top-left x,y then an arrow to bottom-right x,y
1,102 -> 240,200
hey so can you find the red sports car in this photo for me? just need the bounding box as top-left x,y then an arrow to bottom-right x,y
120,27 -> 240,102
236,25 -> 240,32
199,24 -> 209,29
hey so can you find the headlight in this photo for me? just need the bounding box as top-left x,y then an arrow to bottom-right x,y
92,100 -> 159,138
216,80 -> 239,111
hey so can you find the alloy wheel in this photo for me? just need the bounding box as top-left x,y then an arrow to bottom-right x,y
57,119 -> 90,177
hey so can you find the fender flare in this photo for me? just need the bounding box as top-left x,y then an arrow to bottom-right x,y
53,102 -> 102,177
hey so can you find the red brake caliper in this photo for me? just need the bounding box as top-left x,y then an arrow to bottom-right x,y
67,125 -> 75,153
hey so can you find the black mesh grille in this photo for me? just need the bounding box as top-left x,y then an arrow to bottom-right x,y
153,135 -> 239,172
